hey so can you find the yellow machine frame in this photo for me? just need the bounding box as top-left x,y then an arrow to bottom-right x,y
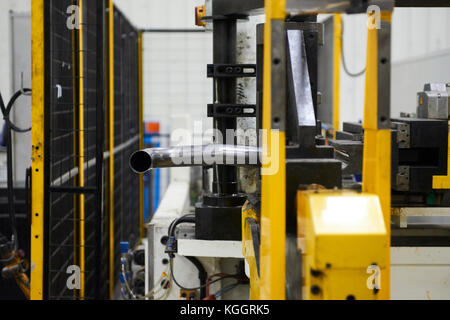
30,0 -> 45,300
243,0 -> 393,300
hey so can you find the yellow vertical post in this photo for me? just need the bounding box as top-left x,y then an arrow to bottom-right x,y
30,0 -> 45,300
362,12 -> 392,299
138,31 -> 144,241
108,0 -> 115,299
333,14 -> 342,138
78,0 -> 85,300
433,120 -> 450,188
260,0 -> 286,300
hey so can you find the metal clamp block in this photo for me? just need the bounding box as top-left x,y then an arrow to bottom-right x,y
207,64 -> 256,78
207,104 -> 256,118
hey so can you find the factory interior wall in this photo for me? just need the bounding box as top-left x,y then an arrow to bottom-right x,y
115,0 -> 212,132
0,2 -> 449,167
0,0 -> 31,130
1,2 -> 448,136
332,8 -> 450,128
111,3 -> 450,133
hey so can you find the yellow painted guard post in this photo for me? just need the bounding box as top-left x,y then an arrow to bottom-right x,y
78,0 -> 86,300
108,0 -> 115,300
260,0 -> 286,300
362,11 -> 392,299
30,0 -> 45,300
433,120 -> 450,189
332,14 -> 342,139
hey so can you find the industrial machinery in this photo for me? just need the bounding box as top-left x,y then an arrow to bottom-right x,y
129,0 -> 450,300
14,0 -> 449,301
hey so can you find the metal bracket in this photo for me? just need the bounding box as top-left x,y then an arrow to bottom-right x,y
207,104 -> 256,118
396,166 -> 410,191
207,64 -> 256,78
395,122 -> 410,148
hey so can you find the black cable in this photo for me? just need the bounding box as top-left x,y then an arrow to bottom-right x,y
168,214 -> 195,238
165,214 -> 195,257
0,89 -> 32,263
166,215 -> 214,297
340,18 -> 366,77
185,256 -> 208,299
169,258 -> 237,291
214,281 -> 241,298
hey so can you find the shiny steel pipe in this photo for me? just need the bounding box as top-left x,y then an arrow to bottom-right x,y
129,144 -> 261,173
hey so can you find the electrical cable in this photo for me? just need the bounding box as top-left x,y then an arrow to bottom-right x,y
340,19 -> 366,77
206,272 -> 230,296
169,258 -> 237,291
121,259 -> 137,300
141,266 -> 171,300
214,282 -> 240,298
165,214 -> 195,258
185,256 -> 207,299
0,89 -> 31,263
167,214 -> 195,238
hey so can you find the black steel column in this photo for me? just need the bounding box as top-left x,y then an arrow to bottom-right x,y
212,18 -> 238,195
195,17 -> 246,241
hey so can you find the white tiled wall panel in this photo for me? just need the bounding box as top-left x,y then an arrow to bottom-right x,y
142,32 -> 212,131
115,0 -> 212,135
0,1 -> 449,132
0,0 -> 31,128
321,8 -> 450,126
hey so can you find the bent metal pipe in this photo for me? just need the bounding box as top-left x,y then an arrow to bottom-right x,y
129,144 -> 261,174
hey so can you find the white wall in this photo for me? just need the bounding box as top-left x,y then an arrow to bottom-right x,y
1,2 -> 446,136
114,3 -> 450,133
115,0 -> 212,136
114,0 -> 213,201
334,8 -> 450,127
0,0 -> 30,127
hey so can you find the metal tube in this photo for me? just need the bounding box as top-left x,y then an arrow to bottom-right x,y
129,144 -> 261,173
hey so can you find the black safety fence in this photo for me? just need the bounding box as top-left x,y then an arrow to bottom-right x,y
34,0 -> 142,300
112,7 -> 141,288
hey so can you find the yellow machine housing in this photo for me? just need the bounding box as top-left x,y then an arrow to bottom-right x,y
297,190 -> 388,300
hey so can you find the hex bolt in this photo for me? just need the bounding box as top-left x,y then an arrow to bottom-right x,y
310,285 -> 321,295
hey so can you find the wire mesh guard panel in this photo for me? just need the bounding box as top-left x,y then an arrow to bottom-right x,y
45,0 -> 106,300
43,1 -> 141,300
112,7 -> 140,287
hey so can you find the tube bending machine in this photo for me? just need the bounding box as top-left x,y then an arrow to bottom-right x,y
130,0 -> 450,300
